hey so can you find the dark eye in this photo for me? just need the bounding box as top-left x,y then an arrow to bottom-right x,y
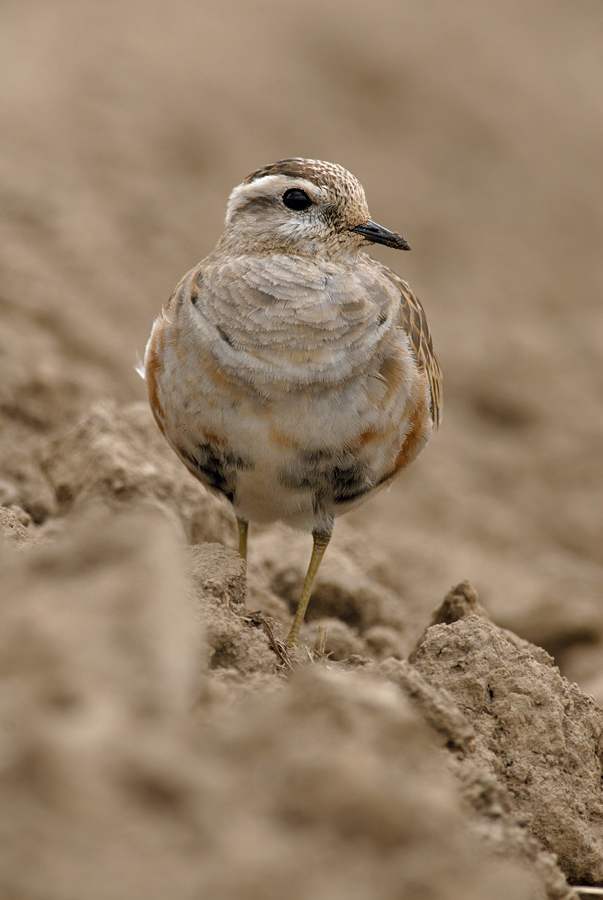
282,188 -> 312,211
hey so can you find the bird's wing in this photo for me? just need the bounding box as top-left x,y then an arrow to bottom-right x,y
382,267 -> 443,428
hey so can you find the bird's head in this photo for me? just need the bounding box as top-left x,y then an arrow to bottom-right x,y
218,158 -> 410,259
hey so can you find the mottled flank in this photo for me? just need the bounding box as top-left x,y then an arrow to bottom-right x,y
385,388 -> 431,482
178,443 -> 253,504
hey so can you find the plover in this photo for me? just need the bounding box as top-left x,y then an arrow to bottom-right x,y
142,158 -> 442,646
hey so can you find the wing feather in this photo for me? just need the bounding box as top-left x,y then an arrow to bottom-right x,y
380,267 -> 443,428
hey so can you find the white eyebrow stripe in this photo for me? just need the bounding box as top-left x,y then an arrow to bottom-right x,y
225,175 -> 328,224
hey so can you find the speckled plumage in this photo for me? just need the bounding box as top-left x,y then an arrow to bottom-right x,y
142,158 -> 441,644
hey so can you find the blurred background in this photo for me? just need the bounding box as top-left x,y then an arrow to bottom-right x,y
0,0 -> 601,692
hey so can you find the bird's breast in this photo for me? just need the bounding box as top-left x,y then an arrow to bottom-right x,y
185,255 -> 403,393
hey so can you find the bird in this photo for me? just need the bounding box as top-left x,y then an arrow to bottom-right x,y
142,158 -> 442,647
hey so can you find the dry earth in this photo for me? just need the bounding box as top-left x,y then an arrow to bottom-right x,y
0,1 -> 602,897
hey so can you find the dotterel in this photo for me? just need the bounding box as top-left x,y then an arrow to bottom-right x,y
142,158 -> 442,646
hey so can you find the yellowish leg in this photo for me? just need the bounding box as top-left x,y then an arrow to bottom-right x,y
236,517 -> 248,564
286,527 -> 332,648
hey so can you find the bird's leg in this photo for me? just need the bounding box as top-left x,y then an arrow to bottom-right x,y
236,517 -> 248,564
285,525 -> 333,648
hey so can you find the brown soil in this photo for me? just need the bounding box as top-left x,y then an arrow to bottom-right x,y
0,2 -> 601,897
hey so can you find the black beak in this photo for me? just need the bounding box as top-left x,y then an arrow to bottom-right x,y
351,220 -> 411,251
